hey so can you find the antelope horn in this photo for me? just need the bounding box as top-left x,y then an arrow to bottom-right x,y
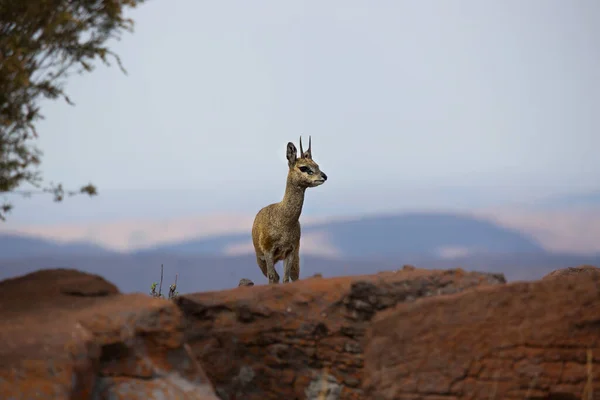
299,136 -> 304,157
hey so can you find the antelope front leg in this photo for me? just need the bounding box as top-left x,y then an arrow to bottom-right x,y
283,254 -> 293,283
285,249 -> 300,283
265,254 -> 280,284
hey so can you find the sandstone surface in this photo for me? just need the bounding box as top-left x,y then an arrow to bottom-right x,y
2,264 -> 596,400
0,268 -> 218,399
177,267 -> 505,399
363,270 -> 600,399
543,264 -> 600,280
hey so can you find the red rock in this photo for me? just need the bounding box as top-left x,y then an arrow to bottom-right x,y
363,272 -> 600,399
238,278 -> 254,287
543,264 -> 600,280
0,269 -> 218,399
177,267 -> 505,399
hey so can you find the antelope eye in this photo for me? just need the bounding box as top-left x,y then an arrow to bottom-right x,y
298,166 -> 313,175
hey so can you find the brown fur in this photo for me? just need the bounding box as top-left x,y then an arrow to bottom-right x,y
251,137 -> 327,284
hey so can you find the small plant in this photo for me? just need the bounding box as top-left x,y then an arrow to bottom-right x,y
150,264 -> 179,299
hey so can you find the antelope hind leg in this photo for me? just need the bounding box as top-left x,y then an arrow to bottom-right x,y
265,254 -> 280,284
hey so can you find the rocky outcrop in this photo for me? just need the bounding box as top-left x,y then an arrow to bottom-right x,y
177,267 -> 505,399
3,264 -> 596,400
238,278 -> 255,287
0,269 -> 218,399
543,264 -> 600,280
363,270 -> 600,399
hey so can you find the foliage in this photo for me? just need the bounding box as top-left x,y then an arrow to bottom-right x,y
0,0 -> 145,220
150,264 -> 179,300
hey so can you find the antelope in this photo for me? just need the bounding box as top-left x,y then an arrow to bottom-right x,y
251,136 -> 328,284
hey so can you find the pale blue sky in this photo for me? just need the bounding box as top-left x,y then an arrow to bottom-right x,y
5,0 -> 600,225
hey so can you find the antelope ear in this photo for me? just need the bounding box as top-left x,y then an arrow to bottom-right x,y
286,142 -> 297,167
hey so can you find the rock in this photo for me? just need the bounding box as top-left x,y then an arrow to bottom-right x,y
363,272 -> 600,399
238,278 -> 255,287
176,267 -> 505,399
0,269 -> 218,400
542,264 -> 600,280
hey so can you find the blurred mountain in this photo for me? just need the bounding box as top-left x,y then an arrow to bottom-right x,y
136,212 -> 544,258
475,205 -> 600,255
0,233 -> 111,259
4,203 -> 600,254
305,213 -> 543,258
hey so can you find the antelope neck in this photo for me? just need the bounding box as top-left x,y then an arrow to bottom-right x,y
279,176 -> 306,223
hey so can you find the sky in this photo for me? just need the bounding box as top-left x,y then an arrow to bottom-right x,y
4,0 -> 600,226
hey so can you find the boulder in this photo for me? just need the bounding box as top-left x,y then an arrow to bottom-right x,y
363,272 -> 600,399
238,278 -> 255,287
177,267 -> 505,399
0,269 -> 218,400
543,264 -> 600,280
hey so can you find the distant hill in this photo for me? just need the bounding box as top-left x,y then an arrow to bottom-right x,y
0,233 -> 111,259
306,213 -> 543,258
137,212 -> 544,258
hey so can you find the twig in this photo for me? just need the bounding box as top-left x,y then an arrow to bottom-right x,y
158,264 -> 164,297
